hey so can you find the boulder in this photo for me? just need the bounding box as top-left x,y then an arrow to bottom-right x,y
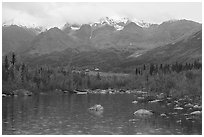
137,97 -> 145,100
184,103 -> 194,108
190,111 -> 202,115
13,89 -> 32,96
2,94 -> 7,97
149,99 -> 161,103
174,100 -> 179,104
170,112 -> 178,115
126,90 -> 131,94
119,89 -> 126,93
174,107 -> 184,110
89,104 -> 104,111
135,90 -> 147,94
100,90 -> 107,94
63,90 -> 68,93
109,91 -> 115,94
160,113 -> 167,117
132,101 -> 138,104
193,105 -> 202,110
134,109 -> 153,116
157,93 -> 165,99
176,120 -> 182,123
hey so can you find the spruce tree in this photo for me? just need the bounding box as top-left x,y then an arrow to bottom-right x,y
21,63 -> 25,83
135,68 -> 138,75
11,52 -> 16,66
4,56 -> 9,71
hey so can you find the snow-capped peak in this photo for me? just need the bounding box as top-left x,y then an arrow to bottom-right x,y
95,17 -> 151,30
99,17 -> 114,25
63,23 -> 81,31
92,17 -> 130,30
99,17 -> 130,26
63,17 -> 152,31
114,17 -> 130,24
71,26 -> 80,30
132,19 -> 152,28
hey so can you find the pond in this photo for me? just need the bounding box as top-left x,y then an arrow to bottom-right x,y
2,92 -> 202,135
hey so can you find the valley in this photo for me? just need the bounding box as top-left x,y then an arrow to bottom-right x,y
2,17 -> 202,135
2,18 -> 202,72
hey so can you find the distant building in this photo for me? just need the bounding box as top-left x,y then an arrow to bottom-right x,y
95,68 -> 99,71
85,69 -> 90,72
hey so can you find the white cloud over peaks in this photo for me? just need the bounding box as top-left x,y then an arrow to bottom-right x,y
2,2 -> 202,29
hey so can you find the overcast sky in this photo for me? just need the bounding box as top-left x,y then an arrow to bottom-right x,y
2,2 -> 202,28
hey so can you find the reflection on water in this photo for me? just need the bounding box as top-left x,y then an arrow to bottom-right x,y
2,93 -> 202,135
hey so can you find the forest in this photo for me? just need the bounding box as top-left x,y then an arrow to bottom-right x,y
2,52 -> 202,100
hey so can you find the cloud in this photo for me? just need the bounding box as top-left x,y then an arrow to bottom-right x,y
2,2 -> 202,28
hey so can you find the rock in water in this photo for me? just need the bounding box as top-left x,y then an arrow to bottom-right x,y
190,111 -> 202,115
160,113 -> 167,117
2,94 -> 7,97
157,93 -> 165,99
126,90 -> 131,94
89,104 -> 104,111
13,89 -> 32,96
184,103 -> 194,108
137,97 -> 145,100
174,107 -> 184,110
193,105 -> 202,110
134,109 -> 153,116
132,101 -> 138,104
149,100 -> 161,103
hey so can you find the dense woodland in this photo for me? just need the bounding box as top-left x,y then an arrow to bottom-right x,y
2,52 -> 202,99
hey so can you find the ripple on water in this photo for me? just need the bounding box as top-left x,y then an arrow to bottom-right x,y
2,93 -> 202,135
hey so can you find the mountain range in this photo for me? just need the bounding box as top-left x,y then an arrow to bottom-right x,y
2,17 -> 202,72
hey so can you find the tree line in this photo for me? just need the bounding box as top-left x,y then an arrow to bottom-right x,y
135,60 -> 202,76
2,52 -> 202,95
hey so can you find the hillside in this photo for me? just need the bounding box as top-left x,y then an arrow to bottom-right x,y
2,18 -> 202,72
27,27 -> 76,55
2,25 -> 37,55
120,28 -> 202,70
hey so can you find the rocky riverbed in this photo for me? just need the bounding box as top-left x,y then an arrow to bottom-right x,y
2,88 -> 202,135
64,88 -> 202,123
3,88 -> 201,123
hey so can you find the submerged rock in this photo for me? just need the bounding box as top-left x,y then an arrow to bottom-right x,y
135,90 -> 142,94
170,112 -> 178,115
157,93 -> 165,99
129,119 -> 138,122
137,97 -> 145,100
63,90 -> 68,93
184,103 -> 194,108
13,89 -> 32,96
176,120 -> 182,123
134,109 -> 153,116
89,109 -> 103,117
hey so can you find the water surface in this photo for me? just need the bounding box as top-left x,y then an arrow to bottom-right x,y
2,93 -> 202,135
